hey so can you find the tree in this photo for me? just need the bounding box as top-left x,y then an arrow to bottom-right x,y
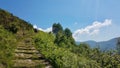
52,23 -> 63,34
52,23 -> 76,48
64,28 -> 72,38
54,30 -> 64,45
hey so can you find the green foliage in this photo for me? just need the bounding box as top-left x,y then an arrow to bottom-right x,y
0,9 -> 34,67
53,24 -> 75,48
72,43 -> 91,57
33,23 -> 120,68
64,28 -> 75,45
0,26 -> 16,68
0,8 -> 33,34
34,31 -> 100,68
7,22 -> 18,33
55,31 -> 74,48
52,23 -> 63,34
64,28 -> 72,37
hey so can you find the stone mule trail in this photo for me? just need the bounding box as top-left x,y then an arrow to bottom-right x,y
12,37 -> 52,68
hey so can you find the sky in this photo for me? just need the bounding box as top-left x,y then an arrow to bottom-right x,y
0,0 -> 120,42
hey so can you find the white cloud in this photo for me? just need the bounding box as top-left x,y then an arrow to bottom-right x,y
73,19 -> 112,41
33,25 -> 52,32
33,25 -> 37,29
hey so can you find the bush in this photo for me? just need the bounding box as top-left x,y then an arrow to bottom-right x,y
0,26 -> 16,68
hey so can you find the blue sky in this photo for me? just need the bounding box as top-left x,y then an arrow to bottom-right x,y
0,0 -> 120,42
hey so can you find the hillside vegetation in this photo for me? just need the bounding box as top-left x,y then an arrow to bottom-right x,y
0,8 -> 120,68
0,26 -> 16,68
34,23 -> 120,68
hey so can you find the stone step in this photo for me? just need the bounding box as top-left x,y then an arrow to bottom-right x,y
14,53 -> 43,59
15,49 -> 39,54
41,60 -> 53,68
16,47 -> 36,50
17,45 -> 34,48
45,65 -> 53,68
15,51 -> 39,54
13,59 -> 44,68
13,37 -> 53,68
0,64 -> 5,68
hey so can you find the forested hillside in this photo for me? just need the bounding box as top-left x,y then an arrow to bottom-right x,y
0,9 -> 120,68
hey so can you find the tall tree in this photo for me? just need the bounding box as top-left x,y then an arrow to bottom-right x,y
52,23 -> 63,34
64,28 -> 72,38
54,30 -> 63,44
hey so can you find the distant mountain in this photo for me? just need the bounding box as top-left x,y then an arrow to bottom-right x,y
83,40 -> 98,48
76,37 -> 120,50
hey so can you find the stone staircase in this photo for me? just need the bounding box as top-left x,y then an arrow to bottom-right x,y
12,38 -> 52,68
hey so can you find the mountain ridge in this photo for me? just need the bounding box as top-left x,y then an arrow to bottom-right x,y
76,37 -> 120,50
